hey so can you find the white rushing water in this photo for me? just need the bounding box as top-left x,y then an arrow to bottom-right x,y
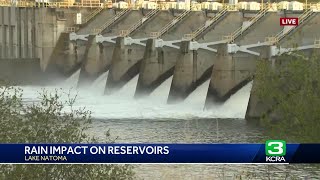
61,69 -> 81,88
15,71 -> 320,180
19,70 -> 252,120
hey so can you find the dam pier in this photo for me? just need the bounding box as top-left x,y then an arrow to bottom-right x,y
1,0 -> 320,119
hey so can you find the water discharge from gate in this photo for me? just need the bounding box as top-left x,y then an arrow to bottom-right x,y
20,70 -> 252,120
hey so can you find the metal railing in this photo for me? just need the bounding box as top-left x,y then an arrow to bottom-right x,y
82,7 -> 103,24
119,30 -> 129,37
1,1 -> 320,12
65,27 -> 79,33
225,4 -> 238,11
93,8 -> 131,35
16,1 -> 37,7
120,8 -> 159,37
270,9 -> 314,44
223,7 -> 270,43
183,8 -> 228,40
0,1 -> 104,8
150,10 -> 191,39
0,0 -> 10,6
304,3 -> 320,10
46,2 -> 74,8
149,32 -> 161,38
265,36 -> 278,44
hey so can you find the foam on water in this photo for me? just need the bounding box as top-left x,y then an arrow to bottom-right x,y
14,72 -> 320,179
18,70 -> 252,120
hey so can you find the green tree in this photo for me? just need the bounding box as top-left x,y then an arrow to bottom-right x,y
254,53 -> 320,143
0,85 -> 134,179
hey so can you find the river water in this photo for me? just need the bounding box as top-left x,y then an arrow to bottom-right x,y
18,70 -> 320,179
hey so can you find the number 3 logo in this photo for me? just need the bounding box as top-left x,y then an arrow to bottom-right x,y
265,140 -> 286,156
268,142 -> 283,154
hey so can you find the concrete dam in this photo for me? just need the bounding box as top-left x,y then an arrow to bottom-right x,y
1,3 -> 320,119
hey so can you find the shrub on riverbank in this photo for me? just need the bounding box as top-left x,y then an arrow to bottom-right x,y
255,53 -> 320,143
0,85 -> 134,179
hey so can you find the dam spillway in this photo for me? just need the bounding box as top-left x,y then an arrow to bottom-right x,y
1,2 -> 320,120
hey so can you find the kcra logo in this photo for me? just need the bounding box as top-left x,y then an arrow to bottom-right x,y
265,140 -> 286,162
265,156 -> 286,162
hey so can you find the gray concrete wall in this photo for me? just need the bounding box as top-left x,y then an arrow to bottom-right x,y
77,9 -> 116,35
167,12 -> 245,102
0,7 -> 19,59
63,8 -> 93,28
135,11 -> 209,97
105,37 -> 144,94
131,11 -> 175,39
198,11 -> 244,42
76,10 -> 144,80
77,35 -> 101,87
167,41 -> 199,103
236,12 -> 284,45
168,47 -> 215,103
103,11 -> 176,93
0,8 -> 152,86
281,12 -> 320,48
35,8 -> 63,70
102,10 -> 145,36
80,36 -> 102,76
205,44 -> 257,108
204,12 -> 296,108
162,11 -> 208,41
0,7 -> 70,80
78,10 -> 162,87
46,32 -> 82,80
136,39 -> 180,97
0,7 -> 93,85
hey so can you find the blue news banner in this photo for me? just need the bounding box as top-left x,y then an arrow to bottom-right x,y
0,143 -> 319,163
